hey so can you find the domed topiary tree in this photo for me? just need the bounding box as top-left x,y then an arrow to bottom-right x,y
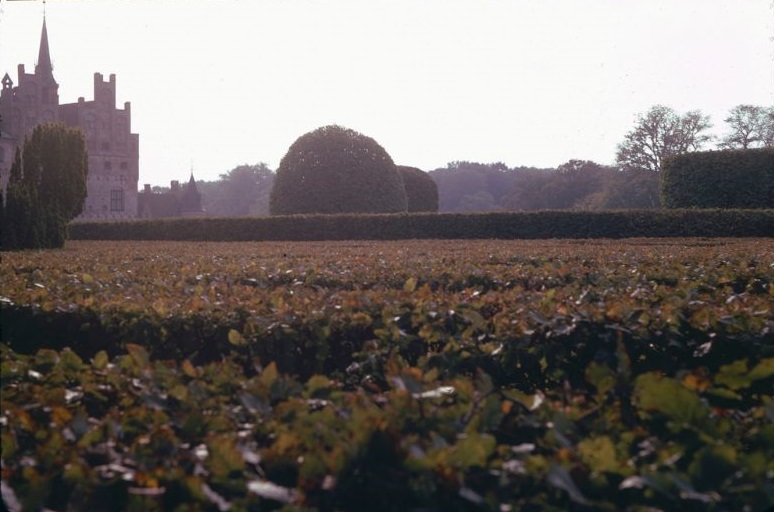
270,125 -> 408,215
397,165 -> 439,212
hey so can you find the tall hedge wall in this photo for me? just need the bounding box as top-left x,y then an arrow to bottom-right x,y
68,209 -> 774,242
661,148 -> 774,208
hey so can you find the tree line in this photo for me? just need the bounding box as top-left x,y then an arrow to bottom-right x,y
197,103 -> 771,215
430,161 -> 660,212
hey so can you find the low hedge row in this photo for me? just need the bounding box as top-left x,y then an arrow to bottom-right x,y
3,239 -> 773,383
70,209 -> 774,241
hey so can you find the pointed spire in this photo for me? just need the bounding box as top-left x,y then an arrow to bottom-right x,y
182,171 -> 203,213
36,14 -> 54,77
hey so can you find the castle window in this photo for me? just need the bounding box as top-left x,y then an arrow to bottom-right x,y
101,141 -> 110,151
85,115 -> 96,139
120,162 -> 128,170
110,189 -> 124,212
0,147 -> 5,163
104,161 -> 112,171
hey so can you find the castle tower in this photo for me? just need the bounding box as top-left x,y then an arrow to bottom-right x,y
0,16 -> 61,194
59,73 -> 139,219
0,16 -> 60,141
180,172 -> 204,216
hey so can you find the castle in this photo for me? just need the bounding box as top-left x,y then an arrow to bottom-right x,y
138,174 -> 204,219
0,16 -> 139,219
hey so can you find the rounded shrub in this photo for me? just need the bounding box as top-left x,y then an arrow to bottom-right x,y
397,165 -> 439,212
270,125 -> 408,215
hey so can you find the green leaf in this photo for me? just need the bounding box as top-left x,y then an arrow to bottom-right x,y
59,348 -> 84,371
688,445 -> 738,490
260,362 -> 279,388
585,362 -> 616,396
634,372 -> 709,428
502,388 -> 544,411
704,387 -> 743,401
748,358 -> 774,381
449,433 -> 496,467
34,348 -> 59,370
714,360 -> 750,390
207,435 -> 244,478
169,384 -> 188,401
306,374 -> 333,398
228,329 -> 247,346
125,343 -> 150,368
1,431 -> 17,459
92,350 -> 109,370
578,436 -> 619,473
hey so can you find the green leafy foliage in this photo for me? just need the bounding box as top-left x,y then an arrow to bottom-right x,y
1,238 -> 773,510
662,148 -> 774,208
397,165 -> 439,212
1,122 -> 88,250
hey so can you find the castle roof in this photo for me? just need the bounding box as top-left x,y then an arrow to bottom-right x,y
36,17 -> 54,78
181,173 -> 203,213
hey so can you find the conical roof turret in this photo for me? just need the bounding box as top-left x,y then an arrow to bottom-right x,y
181,172 -> 203,213
36,17 -> 54,77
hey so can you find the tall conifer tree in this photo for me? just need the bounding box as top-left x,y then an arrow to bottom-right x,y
1,123 -> 88,249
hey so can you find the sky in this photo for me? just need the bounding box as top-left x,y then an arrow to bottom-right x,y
1,0 -> 773,187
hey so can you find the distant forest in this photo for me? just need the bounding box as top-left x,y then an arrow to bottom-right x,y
184,159 -> 660,217
429,160 -> 659,212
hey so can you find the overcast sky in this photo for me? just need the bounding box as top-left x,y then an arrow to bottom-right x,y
1,0 -> 773,187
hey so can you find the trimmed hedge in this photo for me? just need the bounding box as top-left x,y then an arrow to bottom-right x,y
269,125 -> 408,215
661,148 -> 774,208
397,166 -> 439,212
69,209 -> 774,241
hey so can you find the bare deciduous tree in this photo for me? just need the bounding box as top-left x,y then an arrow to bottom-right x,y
719,104 -> 774,149
616,105 -> 713,172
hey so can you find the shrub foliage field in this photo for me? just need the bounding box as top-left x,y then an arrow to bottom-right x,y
1,239 -> 773,512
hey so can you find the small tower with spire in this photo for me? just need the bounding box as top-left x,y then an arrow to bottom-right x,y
0,12 -> 60,139
36,15 -> 54,78
180,169 -> 204,216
